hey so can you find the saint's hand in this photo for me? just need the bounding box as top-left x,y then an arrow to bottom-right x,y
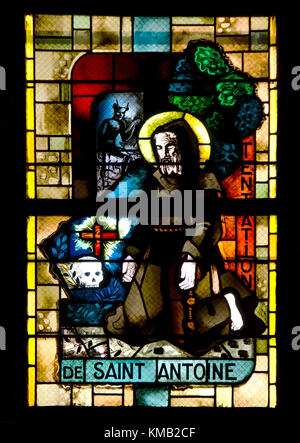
122,255 -> 137,282
179,254 -> 196,290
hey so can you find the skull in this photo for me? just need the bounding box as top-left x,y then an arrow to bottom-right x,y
70,256 -> 104,288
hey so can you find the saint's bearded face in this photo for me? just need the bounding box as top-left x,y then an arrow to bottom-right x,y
154,131 -> 183,176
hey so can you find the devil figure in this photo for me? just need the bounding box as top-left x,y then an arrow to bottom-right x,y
97,100 -> 141,155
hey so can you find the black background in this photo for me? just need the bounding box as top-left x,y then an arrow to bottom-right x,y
0,2 -> 298,433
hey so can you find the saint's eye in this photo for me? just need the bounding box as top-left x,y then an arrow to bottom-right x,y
84,272 -> 90,276
95,272 -> 100,276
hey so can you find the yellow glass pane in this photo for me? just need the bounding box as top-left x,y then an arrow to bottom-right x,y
173,26 -> 214,52
269,385 -> 277,408
37,384 -> 71,406
218,240 -> 236,260
94,395 -> 123,407
256,164 -> 268,182
269,262 -> 276,271
243,52 -> 269,78
269,271 -> 276,311
122,17 -> 132,52
26,59 -> 34,81
269,164 -> 276,179
36,83 -> 60,102
26,88 -> 34,130
216,36 -> 248,52
250,16 -> 268,31
36,186 -> 71,199
27,367 -> 35,407
138,139 -> 156,164
270,89 -> 277,133
226,52 -> 242,70
27,291 -> 36,316
269,178 -> 277,198
269,347 -> 277,384
270,17 -> 276,44
269,134 -> 277,161
256,153 -> 268,162
269,337 -> 276,347
35,51 -> 81,81
255,117 -> 268,151
269,46 -> 277,80
172,17 -> 214,25
37,310 -> 59,333
269,215 -> 277,233
216,17 -> 249,34
257,82 -> 268,102
26,171 -> 35,199
124,385 -> 134,406
28,337 -> 35,365
216,386 -> 232,407
27,318 -> 36,335
269,312 -> 276,335
26,131 -> 35,164
139,111 -> 183,138
256,216 -> 268,246
94,385 -> 122,394
199,144 -> 211,167
170,387 -> 214,396
36,103 -> 70,135
255,355 -> 268,371
92,16 -> 120,51
269,234 -> 277,261
25,15 -> 34,58
73,385 -> 93,407
27,216 -> 35,253
171,397 -> 214,407
37,285 -> 59,309
27,261 -> 36,290
234,373 -> 268,407
35,14 -> 72,36
184,113 -> 210,144
37,337 -> 58,382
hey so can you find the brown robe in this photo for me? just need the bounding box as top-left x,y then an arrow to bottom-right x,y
105,170 -> 265,355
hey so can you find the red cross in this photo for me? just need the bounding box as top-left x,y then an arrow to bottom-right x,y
79,224 -> 118,256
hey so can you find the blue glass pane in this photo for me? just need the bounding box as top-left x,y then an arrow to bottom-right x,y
134,17 -> 170,52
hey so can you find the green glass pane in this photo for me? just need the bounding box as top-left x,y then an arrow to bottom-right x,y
74,30 -> 90,50
256,183 -> 268,198
251,31 -> 268,51
256,247 -> 269,260
35,37 -> 72,50
256,264 -> 268,299
74,15 -> 90,29
256,216 -> 268,246
256,338 -> 268,354
255,301 -> 268,331
61,83 -> 71,102
50,137 -> 71,151
135,386 -> 169,407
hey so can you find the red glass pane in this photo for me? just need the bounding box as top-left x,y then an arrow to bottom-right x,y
73,83 -> 113,96
72,54 -> 113,81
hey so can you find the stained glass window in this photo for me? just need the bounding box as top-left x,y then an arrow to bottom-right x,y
26,15 -> 278,409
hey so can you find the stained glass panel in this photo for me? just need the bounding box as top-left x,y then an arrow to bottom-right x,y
25,14 -> 278,410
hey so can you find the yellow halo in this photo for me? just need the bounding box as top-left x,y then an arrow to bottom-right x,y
138,111 -> 211,168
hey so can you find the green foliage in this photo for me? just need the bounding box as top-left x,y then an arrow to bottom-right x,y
216,73 -> 255,107
194,46 -> 230,76
205,111 -> 224,132
168,94 -> 215,115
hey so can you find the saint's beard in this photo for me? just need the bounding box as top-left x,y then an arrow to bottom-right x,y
159,152 -> 182,176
